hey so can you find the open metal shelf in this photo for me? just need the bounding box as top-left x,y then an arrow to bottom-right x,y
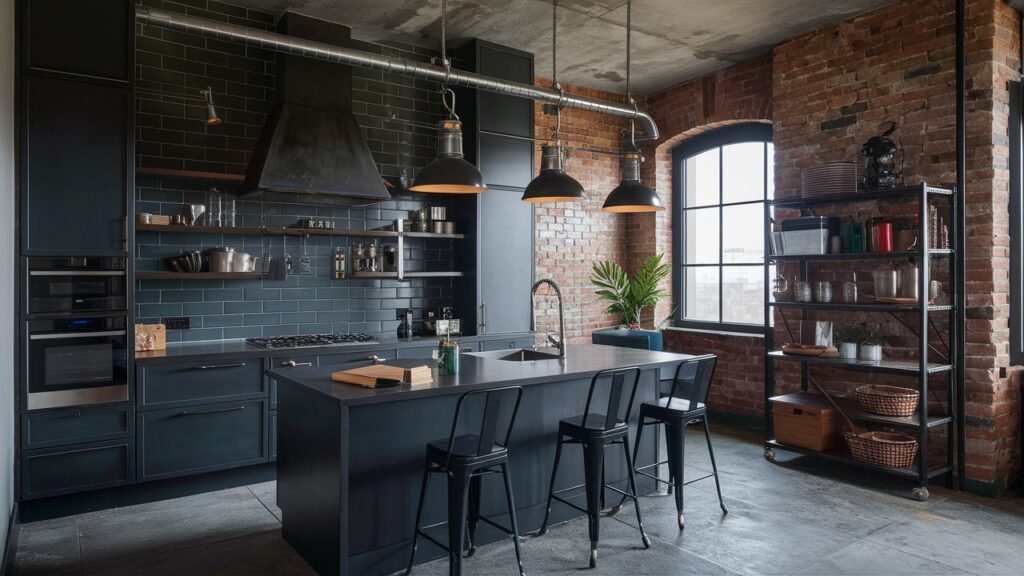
771,184 -> 954,209
771,301 -> 953,313
770,392 -> 953,429
765,440 -> 954,480
769,249 -> 954,262
136,223 -> 464,240
767,351 -> 952,375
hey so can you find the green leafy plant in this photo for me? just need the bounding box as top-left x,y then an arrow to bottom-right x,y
833,323 -> 864,344
590,254 -> 670,328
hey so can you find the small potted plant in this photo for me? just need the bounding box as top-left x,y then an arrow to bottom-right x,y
858,323 -> 884,362
590,255 -> 670,330
833,323 -> 861,359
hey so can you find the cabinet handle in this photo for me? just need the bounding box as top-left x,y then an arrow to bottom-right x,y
281,360 -> 313,367
177,406 -> 245,417
62,411 -> 82,418
30,330 -> 126,340
479,303 -> 487,328
196,363 -> 246,370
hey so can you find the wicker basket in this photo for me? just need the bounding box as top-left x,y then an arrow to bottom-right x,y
854,385 -> 919,417
844,430 -> 918,468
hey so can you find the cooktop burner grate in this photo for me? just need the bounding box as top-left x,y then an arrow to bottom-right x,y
246,333 -> 378,349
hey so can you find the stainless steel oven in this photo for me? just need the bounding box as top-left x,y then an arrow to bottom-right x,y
26,315 -> 129,410
28,257 -> 127,315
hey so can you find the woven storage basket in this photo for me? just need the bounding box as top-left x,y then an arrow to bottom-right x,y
854,385 -> 919,417
843,430 -> 918,468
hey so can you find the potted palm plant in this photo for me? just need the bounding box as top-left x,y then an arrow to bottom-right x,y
590,254 -> 670,329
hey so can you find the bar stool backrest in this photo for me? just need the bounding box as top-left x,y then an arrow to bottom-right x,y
582,366 -> 643,431
666,354 -> 718,409
444,386 -> 524,468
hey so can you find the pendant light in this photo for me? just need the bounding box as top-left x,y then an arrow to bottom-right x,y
409,0 -> 487,194
522,0 -> 584,203
602,0 -> 664,213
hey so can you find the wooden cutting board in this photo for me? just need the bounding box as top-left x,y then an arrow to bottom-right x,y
332,362 -> 432,388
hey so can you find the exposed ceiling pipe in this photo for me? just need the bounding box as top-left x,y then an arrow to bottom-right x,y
135,6 -> 660,141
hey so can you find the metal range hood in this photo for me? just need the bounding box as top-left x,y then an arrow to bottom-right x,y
245,12 -> 390,202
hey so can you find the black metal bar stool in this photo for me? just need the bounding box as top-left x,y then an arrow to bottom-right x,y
613,354 -> 727,530
536,367 -> 650,569
405,386 -> 526,576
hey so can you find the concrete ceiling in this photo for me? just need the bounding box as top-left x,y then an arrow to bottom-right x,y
226,0 -> 896,94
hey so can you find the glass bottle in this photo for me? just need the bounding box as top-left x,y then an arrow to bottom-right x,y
843,272 -> 858,303
207,189 -> 222,227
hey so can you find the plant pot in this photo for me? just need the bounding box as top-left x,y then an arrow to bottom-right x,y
838,342 -> 858,359
859,344 -> 882,363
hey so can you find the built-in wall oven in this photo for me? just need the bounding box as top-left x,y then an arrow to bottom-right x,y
27,257 -> 127,315
26,316 -> 130,410
24,256 -> 130,411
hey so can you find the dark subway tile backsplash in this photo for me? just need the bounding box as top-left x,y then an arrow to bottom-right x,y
134,0 -> 459,342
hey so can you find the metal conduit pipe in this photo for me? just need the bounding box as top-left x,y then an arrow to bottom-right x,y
135,6 -> 660,141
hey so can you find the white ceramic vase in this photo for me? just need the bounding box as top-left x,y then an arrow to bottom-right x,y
838,342 -> 858,359
859,344 -> 882,362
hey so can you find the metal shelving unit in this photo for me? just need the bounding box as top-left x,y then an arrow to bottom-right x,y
762,182 -> 963,501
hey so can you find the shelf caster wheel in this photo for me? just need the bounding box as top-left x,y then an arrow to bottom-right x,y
677,513 -> 685,530
911,487 -> 929,502
642,534 -> 651,549
764,447 -> 776,461
589,544 -> 598,569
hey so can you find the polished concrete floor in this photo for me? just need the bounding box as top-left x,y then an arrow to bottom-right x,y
14,426 -> 1024,575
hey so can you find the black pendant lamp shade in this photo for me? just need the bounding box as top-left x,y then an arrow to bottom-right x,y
602,150 -> 664,212
409,119 -> 487,194
522,144 -> 584,203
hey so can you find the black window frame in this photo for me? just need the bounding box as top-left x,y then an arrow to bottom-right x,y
671,122 -> 773,334
1010,80 -> 1023,365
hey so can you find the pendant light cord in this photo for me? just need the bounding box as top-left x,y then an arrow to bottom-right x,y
552,0 -> 563,145
439,0 -> 459,120
626,0 -> 637,150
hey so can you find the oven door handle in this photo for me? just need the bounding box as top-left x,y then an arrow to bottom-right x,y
29,330 -> 127,340
29,270 -> 126,276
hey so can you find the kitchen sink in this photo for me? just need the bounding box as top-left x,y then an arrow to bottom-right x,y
497,348 -> 563,362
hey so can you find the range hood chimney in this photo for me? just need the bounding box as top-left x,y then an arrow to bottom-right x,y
245,12 -> 390,202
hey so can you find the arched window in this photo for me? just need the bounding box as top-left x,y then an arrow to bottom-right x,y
672,123 -> 773,333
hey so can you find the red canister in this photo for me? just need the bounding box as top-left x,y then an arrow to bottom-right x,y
875,222 -> 894,252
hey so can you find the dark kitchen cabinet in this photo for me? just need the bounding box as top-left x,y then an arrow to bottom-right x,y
21,438 -> 134,499
22,403 -> 133,450
137,358 -> 264,410
22,76 -> 130,254
25,0 -> 133,82
453,40 -> 535,336
137,398 -> 268,481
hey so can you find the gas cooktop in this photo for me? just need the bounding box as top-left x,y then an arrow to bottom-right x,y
246,333 -> 378,349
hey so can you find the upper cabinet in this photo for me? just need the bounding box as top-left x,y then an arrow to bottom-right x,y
25,0 -> 133,83
20,0 -> 133,255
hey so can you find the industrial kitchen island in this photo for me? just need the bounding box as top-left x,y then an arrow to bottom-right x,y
268,343 -> 693,575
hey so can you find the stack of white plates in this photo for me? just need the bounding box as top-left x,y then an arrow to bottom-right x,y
801,162 -> 858,198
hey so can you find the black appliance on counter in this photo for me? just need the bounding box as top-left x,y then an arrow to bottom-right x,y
24,256 -> 130,411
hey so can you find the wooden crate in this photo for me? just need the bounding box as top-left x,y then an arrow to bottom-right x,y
773,400 -> 838,451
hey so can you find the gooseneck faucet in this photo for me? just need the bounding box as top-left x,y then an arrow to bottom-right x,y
531,278 -> 567,359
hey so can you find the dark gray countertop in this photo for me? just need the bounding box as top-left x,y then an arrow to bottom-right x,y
267,343 -> 693,407
134,333 -> 533,364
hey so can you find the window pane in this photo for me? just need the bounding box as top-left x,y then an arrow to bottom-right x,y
684,208 -> 719,265
766,142 -> 775,200
684,148 -> 719,208
684,266 -> 719,322
722,142 -> 765,204
722,204 -> 764,263
723,266 -> 764,324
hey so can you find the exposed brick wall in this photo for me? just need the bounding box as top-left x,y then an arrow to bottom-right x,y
533,79 -> 631,343
663,329 -> 765,416
635,0 -> 1020,492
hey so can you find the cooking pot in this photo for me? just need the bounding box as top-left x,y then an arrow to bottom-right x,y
231,252 -> 255,273
207,247 -> 235,273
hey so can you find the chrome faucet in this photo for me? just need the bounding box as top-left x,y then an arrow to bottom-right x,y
531,278 -> 566,359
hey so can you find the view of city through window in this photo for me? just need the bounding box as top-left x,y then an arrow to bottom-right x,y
678,133 -> 773,329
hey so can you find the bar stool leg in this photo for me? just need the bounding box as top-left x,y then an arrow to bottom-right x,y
466,474 -> 482,557
582,439 -> 604,568
666,420 -> 686,530
405,463 -> 431,576
447,470 -> 471,576
536,435 -> 564,536
500,463 -> 526,576
703,415 -> 728,515
610,417 -> 645,516
622,438 -> 651,549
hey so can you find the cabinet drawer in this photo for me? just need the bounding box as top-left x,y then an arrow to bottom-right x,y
269,411 -> 277,462
138,359 -> 264,410
483,338 -> 534,352
396,346 -> 436,360
317,349 -> 398,367
22,438 -> 134,500
23,404 -> 132,450
138,399 -> 267,482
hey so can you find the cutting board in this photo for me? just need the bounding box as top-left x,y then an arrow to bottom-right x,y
135,324 -> 166,352
332,362 -> 432,388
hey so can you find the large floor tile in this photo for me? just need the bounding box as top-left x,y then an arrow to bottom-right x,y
14,517 -> 81,576
248,480 -> 282,522
75,486 -> 281,567
791,538 -> 971,576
